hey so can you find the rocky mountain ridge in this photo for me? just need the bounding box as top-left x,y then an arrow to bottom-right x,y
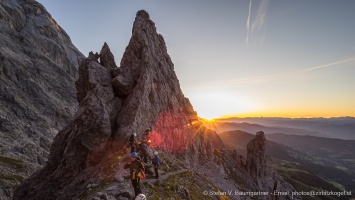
219,130 -> 355,200
0,0 -> 83,198
13,10 -> 299,200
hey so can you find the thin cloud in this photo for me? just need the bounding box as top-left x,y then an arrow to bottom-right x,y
245,0 -> 270,47
301,57 -> 355,72
185,57 -> 355,91
184,73 -> 281,91
251,0 -> 270,32
246,0 -> 252,46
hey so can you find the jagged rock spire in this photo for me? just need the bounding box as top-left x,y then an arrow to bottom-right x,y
99,42 -> 117,69
247,131 -> 268,180
14,53 -> 121,200
14,10 -> 214,199
111,9 -> 200,153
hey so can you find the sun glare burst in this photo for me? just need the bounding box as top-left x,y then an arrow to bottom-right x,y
187,90 -> 254,120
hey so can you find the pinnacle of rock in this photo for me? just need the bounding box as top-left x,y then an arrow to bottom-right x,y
99,42 -> 117,70
247,131 -> 268,179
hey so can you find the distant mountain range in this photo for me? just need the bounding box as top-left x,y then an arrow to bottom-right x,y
219,130 -> 355,200
205,121 -> 321,136
207,117 -> 355,140
266,133 -> 355,173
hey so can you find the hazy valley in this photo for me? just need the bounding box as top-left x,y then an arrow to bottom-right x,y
209,118 -> 355,199
211,117 -> 355,140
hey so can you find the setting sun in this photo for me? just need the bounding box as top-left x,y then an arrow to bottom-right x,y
186,90 -> 255,120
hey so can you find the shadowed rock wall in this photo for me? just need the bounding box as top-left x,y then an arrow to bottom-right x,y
0,0 -> 84,198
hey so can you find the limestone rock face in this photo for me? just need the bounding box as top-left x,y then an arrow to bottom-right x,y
247,131 -> 268,179
112,10 -> 201,154
99,42 -> 117,70
13,46 -> 120,200
0,0 -> 83,198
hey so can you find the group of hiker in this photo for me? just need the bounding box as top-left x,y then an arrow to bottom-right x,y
124,128 -> 160,199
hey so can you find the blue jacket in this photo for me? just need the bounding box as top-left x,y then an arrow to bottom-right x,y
152,155 -> 160,166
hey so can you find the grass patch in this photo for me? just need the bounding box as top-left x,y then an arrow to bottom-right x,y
0,155 -> 24,168
78,182 -> 110,200
270,157 -> 348,199
0,174 -> 25,183
144,180 -> 180,199
272,164 -> 309,174
342,159 -> 355,163
331,182 -> 345,192
334,165 -> 349,172
318,148 -> 334,153
145,170 -> 231,200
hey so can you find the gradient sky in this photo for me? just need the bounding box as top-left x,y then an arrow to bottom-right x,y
37,0 -> 355,119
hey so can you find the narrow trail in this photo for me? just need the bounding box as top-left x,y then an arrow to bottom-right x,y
144,168 -> 190,183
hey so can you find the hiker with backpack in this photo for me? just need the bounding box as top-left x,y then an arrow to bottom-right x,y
128,133 -> 137,153
137,140 -> 154,176
137,140 -> 148,163
129,152 -> 145,198
144,128 -> 151,146
152,151 -> 160,179
138,140 -> 148,163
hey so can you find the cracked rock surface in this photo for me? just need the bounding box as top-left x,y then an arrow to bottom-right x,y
0,0 -> 83,199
